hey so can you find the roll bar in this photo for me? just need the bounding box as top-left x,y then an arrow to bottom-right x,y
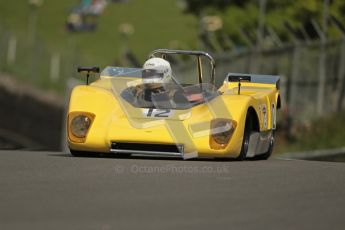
149,49 -> 216,86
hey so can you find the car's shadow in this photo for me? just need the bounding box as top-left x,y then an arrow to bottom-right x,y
49,152 -> 266,162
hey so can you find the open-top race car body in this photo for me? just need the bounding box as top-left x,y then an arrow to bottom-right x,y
67,49 -> 281,160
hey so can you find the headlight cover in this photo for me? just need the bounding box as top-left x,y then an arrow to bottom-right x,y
209,118 -> 237,150
68,112 -> 95,143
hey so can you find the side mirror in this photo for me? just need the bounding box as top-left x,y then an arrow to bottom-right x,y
77,66 -> 100,85
77,66 -> 100,73
227,74 -> 251,95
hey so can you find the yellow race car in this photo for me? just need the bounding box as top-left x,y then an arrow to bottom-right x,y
67,49 -> 281,160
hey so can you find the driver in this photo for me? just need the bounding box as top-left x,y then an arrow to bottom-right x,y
134,57 -> 175,105
142,57 -> 173,94
131,57 -> 204,107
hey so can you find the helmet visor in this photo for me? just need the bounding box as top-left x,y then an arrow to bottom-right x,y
142,69 -> 164,79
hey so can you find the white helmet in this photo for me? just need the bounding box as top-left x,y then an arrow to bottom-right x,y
142,57 -> 172,84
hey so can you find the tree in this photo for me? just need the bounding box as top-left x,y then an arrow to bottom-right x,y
182,0 -> 345,47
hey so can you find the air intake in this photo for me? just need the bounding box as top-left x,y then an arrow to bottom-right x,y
110,142 -> 184,157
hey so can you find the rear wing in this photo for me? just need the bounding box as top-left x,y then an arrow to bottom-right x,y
227,73 -> 280,89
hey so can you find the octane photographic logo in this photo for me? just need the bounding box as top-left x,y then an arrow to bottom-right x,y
114,163 -> 230,175
110,77 -> 233,159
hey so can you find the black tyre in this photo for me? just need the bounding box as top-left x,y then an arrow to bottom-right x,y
236,113 -> 253,161
69,149 -> 98,157
70,149 -> 84,157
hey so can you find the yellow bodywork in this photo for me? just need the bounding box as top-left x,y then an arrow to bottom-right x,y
67,76 -> 280,159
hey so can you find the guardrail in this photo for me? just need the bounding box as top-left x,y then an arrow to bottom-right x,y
0,73 -> 64,150
276,147 -> 345,162
176,38 -> 345,122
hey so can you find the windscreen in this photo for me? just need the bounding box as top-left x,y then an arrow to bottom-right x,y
101,67 -> 142,78
102,66 -> 219,109
121,83 -> 219,110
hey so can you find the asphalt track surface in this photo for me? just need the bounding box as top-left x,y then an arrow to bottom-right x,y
1,150 -> 345,230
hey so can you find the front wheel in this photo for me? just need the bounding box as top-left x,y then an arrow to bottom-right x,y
69,149 -> 99,157
70,149 -> 85,157
236,113 -> 253,161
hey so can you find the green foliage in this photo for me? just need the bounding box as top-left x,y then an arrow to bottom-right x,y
184,0 -> 345,45
183,0 -> 249,15
275,112 -> 345,154
0,0 -> 198,92
0,0 -> 198,67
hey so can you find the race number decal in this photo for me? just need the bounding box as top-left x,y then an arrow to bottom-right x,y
143,108 -> 174,118
262,104 -> 268,129
271,103 -> 276,130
